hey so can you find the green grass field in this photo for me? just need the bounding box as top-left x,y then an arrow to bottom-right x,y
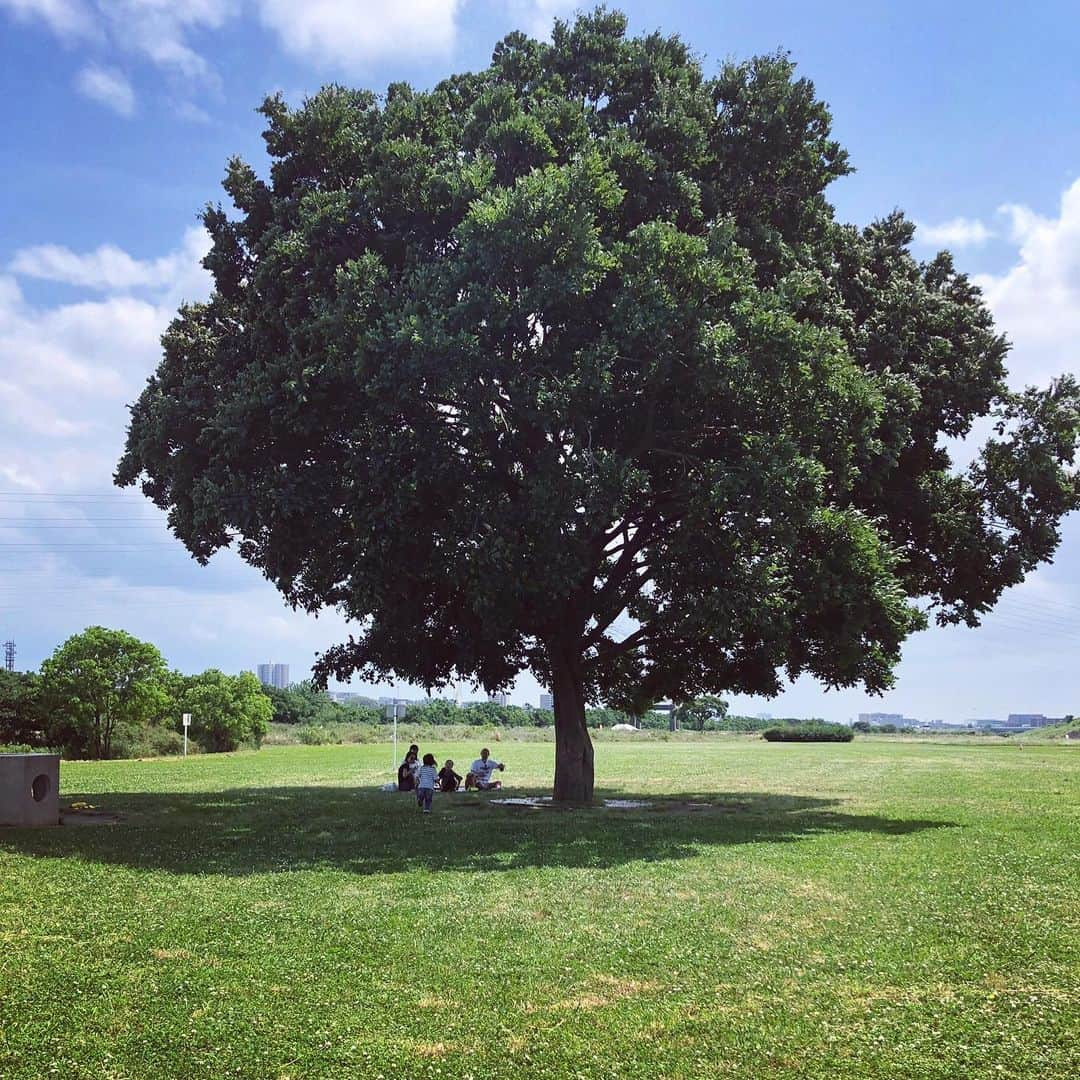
1,739 -> 1076,1079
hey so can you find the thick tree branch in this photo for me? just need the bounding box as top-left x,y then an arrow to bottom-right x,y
589,624 -> 652,661
585,562 -> 655,643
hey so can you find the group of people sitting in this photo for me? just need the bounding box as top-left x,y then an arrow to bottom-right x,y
397,744 -> 506,813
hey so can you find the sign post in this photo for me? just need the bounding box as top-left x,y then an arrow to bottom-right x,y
182,713 -> 191,758
385,701 -> 410,778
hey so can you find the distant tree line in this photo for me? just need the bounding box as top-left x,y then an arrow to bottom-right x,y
851,720 -> 916,734
0,627 -> 269,759
1,625 -> 857,759
263,681 -> 384,727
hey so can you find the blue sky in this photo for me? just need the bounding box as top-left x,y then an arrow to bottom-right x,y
1,0 -> 1079,721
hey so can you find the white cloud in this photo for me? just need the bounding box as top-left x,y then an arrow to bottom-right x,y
509,0 -> 575,39
2,1 -> 484,90
974,179 -> 1080,388
0,277 -> 148,438
12,242 -> 158,289
0,228 -> 211,479
99,0 -> 237,83
10,225 -> 210,295
254,0 -> 461,69
74,63 -> 135,115
914,216 -> 995,248
0,0 -> 98,39
174,100 -> 212,124
1,0 -> 235,86
0,463 -> 44,491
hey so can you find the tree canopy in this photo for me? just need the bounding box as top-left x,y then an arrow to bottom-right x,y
40,627 -> 170,760
675,695 -> 729,732
176,668 -> 271,752
0,669 -> 45,746
116,9 -> 1080,800
264,680 -> 384,726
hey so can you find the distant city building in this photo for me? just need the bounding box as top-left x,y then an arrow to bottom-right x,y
1007,713 -> 1060,729
257,663 -> 289,689
327,692 -> 377,705
976,716 -> 1039,731
488,692 -> 509,706
755,712 -> 773,721
858,712 -> 905,726
960,716 -> 1066,732
539,693 -> 554,710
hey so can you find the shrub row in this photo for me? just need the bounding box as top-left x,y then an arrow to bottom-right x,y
762,722 -> 854,742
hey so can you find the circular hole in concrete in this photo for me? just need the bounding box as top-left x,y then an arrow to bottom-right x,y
31,774 -> 51,802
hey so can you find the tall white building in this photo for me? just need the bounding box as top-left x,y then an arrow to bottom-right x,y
539,693 -> 554,710
257,663 -> 290,689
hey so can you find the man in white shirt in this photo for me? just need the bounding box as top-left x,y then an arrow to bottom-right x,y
465,747 -> 505,790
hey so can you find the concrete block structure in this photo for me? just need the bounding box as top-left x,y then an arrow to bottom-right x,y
0,753 -> 60,827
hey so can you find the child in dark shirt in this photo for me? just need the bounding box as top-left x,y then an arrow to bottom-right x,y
438,759 -> 463,792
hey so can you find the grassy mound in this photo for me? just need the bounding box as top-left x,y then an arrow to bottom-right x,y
1015,718 -> 1080,741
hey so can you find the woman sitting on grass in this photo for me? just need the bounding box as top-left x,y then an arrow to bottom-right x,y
397,746 -> 420,792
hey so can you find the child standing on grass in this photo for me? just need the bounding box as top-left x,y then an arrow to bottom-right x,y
416,753 -> 438,814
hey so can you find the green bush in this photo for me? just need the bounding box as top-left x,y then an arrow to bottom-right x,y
762,722 -> 854,742
129,727 -> 186,758
297,724 -> 342,745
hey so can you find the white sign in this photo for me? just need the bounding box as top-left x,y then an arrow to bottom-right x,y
182,714 -> 191,727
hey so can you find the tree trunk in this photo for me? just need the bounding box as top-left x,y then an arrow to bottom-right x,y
549,638 -> 594,803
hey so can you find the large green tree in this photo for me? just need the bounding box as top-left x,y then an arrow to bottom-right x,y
176,669 -> 272,752
0,669 -> 45,746
675,695 -> 730,732
117,10 -> 1079,801
40,627 -> 169,759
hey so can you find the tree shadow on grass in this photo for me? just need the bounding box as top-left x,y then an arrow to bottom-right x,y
0,786 -> 956,877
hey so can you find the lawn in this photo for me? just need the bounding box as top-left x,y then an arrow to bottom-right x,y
1,739 -> 1076,1079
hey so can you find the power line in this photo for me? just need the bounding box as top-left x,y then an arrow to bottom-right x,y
0,526 -> 169,531
993,598 -> 1079,622
0,518 -> 167,523
0,544 -> 181,549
